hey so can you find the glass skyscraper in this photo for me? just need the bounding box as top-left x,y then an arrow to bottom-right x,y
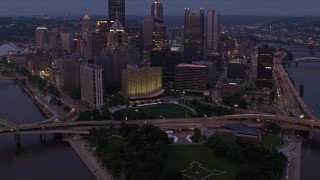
108,0 -> 125,27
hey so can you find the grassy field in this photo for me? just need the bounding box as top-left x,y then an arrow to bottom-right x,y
115,103 -> 194,119
260,134 -> 283,149
165,145 -> 240,180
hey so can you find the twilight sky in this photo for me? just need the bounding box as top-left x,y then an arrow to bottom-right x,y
1,0 -> 320,16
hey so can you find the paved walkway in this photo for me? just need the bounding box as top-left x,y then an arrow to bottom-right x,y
68,136 -> 112,180
278,135 -> 301,180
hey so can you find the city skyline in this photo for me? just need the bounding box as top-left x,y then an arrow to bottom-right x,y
1,0 -> 320,16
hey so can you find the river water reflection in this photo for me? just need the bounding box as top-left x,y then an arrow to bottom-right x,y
0,80 -> 94,180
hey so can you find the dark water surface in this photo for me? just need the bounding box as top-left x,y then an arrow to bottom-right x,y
0,80 -> 94,180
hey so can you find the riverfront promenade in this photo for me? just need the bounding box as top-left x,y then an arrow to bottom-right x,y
278,135 -> 302,180
68,136 -> 112,180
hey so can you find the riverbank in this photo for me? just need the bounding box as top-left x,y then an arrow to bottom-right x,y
279,135 -> 302,180
68,135 -> 112,180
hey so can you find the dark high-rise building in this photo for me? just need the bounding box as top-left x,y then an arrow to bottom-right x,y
207,10 -> 220,52
184,8 -> 205,63
256,45 -> 274,88
175,63 -> 207,91
150,46 -> 182,86
108,0 -> 125,27
81,14 -> 91,59
151,0 -> 163,23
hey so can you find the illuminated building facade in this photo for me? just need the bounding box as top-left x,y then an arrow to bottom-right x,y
152,22 -> 167,51
256,45 -> 274,88
183,8 -> 205,63
122,66 -> 163,100
80,63 -> 104,109
108,0 -> 125,27
175,64 -> 207,91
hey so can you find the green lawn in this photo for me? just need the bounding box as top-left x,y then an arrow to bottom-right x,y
115,103 -> 194,119
165,144 -> 240,180
260,134 -> 283,149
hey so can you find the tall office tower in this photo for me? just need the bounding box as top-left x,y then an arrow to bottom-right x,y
81,14 -> 91,59
152,22 -> 167,51
107,19 -> 128,47
35,27 -> 47,48
97,20 -> 113,48
108,0 -> 125,27
207,10 -> 220,52
96,19 -> 139,89
60,32 -> 74,51
143,15 -> 154,50
256,45 -> 274,89
80,63 -> 104,109
183,8 -> 205,63
62,54 -> 81,93
151,0 -> 163,22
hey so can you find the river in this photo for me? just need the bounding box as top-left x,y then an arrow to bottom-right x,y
286,60 -> 320,180
0,80 -> 94,180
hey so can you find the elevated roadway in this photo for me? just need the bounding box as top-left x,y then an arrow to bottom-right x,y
1,113 -> 320,136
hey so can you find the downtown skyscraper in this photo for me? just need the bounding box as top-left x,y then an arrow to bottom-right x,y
151,0 -> 163,23
256,45 -> 274,89
207,10 -> 220,52
183,8 -> 205,63
108,0 -> 125,27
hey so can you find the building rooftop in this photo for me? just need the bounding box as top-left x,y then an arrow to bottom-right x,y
110,19 -> 125,32
83,14 -> 90,20
80,63 -> 103,70
0,43 -> 19,57
177,63 -> 206,68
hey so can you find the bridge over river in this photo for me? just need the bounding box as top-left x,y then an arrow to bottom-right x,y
1,113 -> 320,146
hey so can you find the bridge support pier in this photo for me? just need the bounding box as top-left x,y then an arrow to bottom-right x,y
40,134 -> 46,143
309,125 -> 314,140
15,134 -> 21,147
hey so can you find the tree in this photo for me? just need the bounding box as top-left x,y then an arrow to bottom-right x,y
258,96 -> 264,103
191,128 -> 202,142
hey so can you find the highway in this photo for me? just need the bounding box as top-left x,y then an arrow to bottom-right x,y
274,58 -> 316,119
1,113 -> 319,136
